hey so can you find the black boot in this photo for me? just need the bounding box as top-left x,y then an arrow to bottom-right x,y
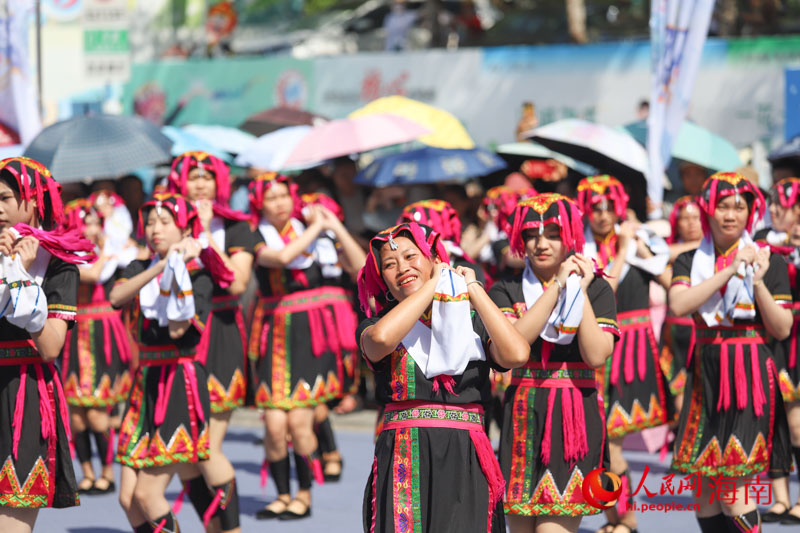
211,478 -> 240,531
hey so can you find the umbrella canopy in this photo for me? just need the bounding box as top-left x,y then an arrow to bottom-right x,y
623,120 -> 741,171
768,135 -> 800,165
354,147 -> 507,187
162,126 -> 232,162
349,96 -> 474,150
183,125 -> 256,155
526,119 -> 648,219
24,114 -> 173,183
239,107 -> 328,137
496,141 -> 597,175
284,114 -> 431,168
234,125 -> 314,171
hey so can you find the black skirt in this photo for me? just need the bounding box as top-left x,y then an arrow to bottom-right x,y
200,297 -> 248,413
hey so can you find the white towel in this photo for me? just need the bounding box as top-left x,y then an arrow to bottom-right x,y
584,225 -> 669,282
521,259 -> 584,344
140,252 -> 196,327
691,235 -> 756,327
258,218 -> 315,270
0,254 -> 48,332
401,266 -> 485,378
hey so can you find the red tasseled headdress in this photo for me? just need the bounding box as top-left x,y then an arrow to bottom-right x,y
397,199 -> 463,245
301,192 -> 344,222
247,172 -> 301,228
357,222 -> 450,317
89,189 -> 126,211
168,151 -> 232,205
507,193 -> 585,258
0,157 -> 64,230
138,192 -> 234,287
667,195 -> 701,244
698,171 -> 766,236
482,185 -> 537,234
576,175 -> 629,220
770,176 -> 800,210
63,198 -> 101,234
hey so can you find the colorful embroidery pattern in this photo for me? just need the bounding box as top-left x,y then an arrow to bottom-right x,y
384,407 -> 483,426
208,369 -> 246,413
506,386 -> 532,504
392,427 -> 421,533
0,456 -> 52,508
505,469 -> 600,516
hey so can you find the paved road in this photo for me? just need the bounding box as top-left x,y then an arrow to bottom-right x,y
36,412 -> 799,532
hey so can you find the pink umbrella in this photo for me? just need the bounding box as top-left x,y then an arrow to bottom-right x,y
283,113 -> 431,167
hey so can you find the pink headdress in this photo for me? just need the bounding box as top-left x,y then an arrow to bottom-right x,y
168,151 -> 232,205
0,157 -> 65,230
482,185 -> 537,234
667,195 -> 701,244
770,176 -> 800,210
397,199 -> 462,245
301,192 -> 344,222
63,198 -> 101,234
698,171 -> 766,236
508,194 -> 585,258
247,172 -> 301,228
357,222 -> 450,317
576,175 -> 629,220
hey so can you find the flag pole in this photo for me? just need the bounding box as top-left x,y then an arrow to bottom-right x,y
35,0 -> 43,121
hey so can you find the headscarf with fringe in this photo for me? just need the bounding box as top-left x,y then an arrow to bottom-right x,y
357,222 -> 449,317
168,151 -> 232,205
667,195 -> 701,244
482,185 -> 537,234
398,199 -> 462,245
576,175 -> 629,220
698,171 -> 765,237
507,194 -> 585,258
0,157 -> 64,230
247,172 -> 301,228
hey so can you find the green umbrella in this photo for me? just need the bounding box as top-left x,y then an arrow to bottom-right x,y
622,120 -> 742,171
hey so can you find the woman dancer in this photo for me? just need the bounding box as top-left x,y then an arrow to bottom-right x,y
488,194 -> 618,533
248,173 -> 364,520
0,157 -> 95,532
669,171 -> 793,532
755,177 -> 800,525
112,193 -> 220,533
168,151 -> 254,533
358,221 -> 529,533
61,199 -> 134,496
577,175 -> 671,533
659,196 -> 703,413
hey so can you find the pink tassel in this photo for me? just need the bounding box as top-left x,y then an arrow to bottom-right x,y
750,344 -> 766,417
258,321 -> 271,358
370,457 -> 378,533
791,319 -> 798,369
153,518 -> 167,533
172,486 -> 186,514
102,318 -> 112,366
308,309 -> 325,357
610,338 -> 623,387
50,363 -> 71,441
200,247 -> 235,288
432,375 -> 458,396
616,472 -> 630,515
717,344 -> 730,411
321,306 -> 341,355
541,341 -> 552,366
624,330 -> 635,384
734,343 -> 747,411
469,429 -> 505,533
637,327 -> 647,382
203,489 -> 224,527
311,457 -> 325,485
540,388 -> 556,465
184,361 -> 205,424
12,364 -> 28,460
154,366 -> 175,426
106,427 -> 115,465
260,459 -> 268,490
572,388 -> 588,462
34,363 -> 54,442
561,388 -> 577,464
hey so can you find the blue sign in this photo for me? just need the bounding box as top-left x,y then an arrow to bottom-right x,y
785,68 -> 800,141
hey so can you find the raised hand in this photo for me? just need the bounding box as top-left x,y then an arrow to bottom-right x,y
573,253 -> 595,290
753,246 -> 771,283
13,236 -> 39,271
195,199 -> 214,231
733,244 -> 757,271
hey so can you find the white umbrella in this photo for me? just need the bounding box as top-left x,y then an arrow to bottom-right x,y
496,141 -> 597,175
234,126 -> 314,171
183,125 -> 257,155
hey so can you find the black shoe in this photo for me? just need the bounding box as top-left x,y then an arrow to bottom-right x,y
255,499 -> 290,520
323,458 -> 343,482
279,498 -> 311,520
763,501 -> 790,523
781,505 -> 800,525
90,478 -> 115,495
77,478 -> 95,495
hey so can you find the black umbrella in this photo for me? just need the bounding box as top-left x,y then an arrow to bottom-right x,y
768,135 -> 800,166
24,114 -> 173,183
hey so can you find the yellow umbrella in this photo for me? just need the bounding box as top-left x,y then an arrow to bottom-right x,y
349,96 -> 475,150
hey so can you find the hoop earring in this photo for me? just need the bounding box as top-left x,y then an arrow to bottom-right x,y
385,290 -> 396,302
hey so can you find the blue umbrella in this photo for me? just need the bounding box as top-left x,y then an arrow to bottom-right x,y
24,114 -> 173,183
355,147 -> 507,187
161,126 -> 232,162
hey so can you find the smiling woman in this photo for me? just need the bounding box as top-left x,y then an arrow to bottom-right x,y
357,221 -> 528,533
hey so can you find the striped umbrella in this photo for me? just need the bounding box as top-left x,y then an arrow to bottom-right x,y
24,114 -> 173,183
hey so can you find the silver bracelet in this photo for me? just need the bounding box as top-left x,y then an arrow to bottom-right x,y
466,280 -> 484,290
554,278 -> 564,291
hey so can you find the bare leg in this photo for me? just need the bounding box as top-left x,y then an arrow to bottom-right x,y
694,476 -> 722,518
507,515 -> 536,533
133,464 -> 182,521
119,465 -> 146,527
0,508 -> 38,533
536,516 -> 582,533
86,407 -> 114,488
